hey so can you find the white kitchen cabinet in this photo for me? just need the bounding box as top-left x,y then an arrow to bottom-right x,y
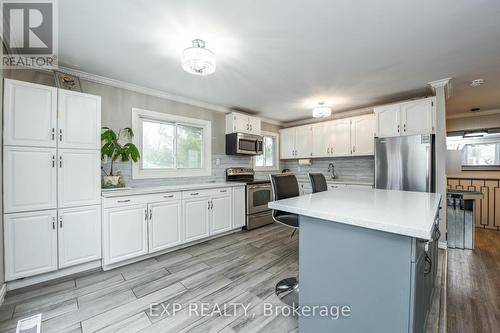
375,104 -> 401,138
4,210 -> 58,281
375,98 -> 436,138
148,199 -> 182,253
400,99 -> 434,135
58,90 -> 101,149
58,149 -> 101,208
183,195 -> 211,242
3,146 -> 57,213
210,192 -> 233,235
331,119 -> 351,156
351,114 -> 375,156
58,206 -> 101,268
225,112 -> 261,135
280,127 -> 297,159
232,187 -> 246,229
3,79 -> 57,148
312,123 -> 330,158
103,204 -> 148,265
295,125 -> 313,158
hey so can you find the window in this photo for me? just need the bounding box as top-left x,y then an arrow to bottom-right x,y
462,141 -> 500,170
132,108 -> 211,178
254,131 -> 279,170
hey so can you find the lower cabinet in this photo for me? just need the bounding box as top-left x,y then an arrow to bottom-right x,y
58,206 -> 101,268
103,204 -> 148,265
148,200 -> 182,253
183,195 -> 211,243
4,205 -> 101,281
4,210 -> 58,281
232,187 -> 246,229
210,192 -> 232,235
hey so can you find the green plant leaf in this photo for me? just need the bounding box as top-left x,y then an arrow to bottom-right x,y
101,129 -> 117,142
123,127 -> 134,139
124,143 -> 141,162
101,142 -> 115,159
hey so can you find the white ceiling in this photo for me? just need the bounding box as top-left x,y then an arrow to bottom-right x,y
59,0 -> 500,122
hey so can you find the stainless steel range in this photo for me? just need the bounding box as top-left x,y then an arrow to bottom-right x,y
226,167 -> 274,230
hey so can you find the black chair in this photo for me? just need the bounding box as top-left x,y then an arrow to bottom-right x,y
269,174 -> 299,307
308,173 -> 328,193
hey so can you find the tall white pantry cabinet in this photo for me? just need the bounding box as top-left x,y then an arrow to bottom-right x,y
3,79 -> 102,281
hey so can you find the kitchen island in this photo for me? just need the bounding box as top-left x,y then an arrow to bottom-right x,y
268,187 -> 441,333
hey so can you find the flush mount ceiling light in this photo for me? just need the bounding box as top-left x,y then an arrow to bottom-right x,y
470,79 -> 485,87
312,101 -> 332,118
182,39 -> 216,76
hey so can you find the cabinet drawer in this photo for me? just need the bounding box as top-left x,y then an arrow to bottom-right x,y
103,195 -> 149,208
148,192 -> 181,203
182,188 -> 228,199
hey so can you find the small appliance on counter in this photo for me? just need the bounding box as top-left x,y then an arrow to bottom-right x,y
226,167 -> 273,230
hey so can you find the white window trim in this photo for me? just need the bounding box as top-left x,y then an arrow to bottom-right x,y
132,108 -> 212,179
253,131 -> 280,171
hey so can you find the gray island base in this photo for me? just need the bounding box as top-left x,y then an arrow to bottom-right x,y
268,188 -> 441,333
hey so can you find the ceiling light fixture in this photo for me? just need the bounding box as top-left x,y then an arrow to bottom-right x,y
312,101 -> 332,118
182,39 -> 216,76
470,79 -> 484,87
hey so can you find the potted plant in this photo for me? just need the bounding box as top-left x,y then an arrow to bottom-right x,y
101,127 -> 140,188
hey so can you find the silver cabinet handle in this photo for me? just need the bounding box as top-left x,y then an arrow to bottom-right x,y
327,148 -> 330,154
52,217 -> 56,230
144,209 -> 148,221
52,155 -> 55,168
208,201 -> 211,210
191,192 -> 199,196
59,129 -> 63,142
219,189 -> 227,193
59,155 -> 62,168
403,124 -> 406,132
210,201 -> 213,209
51,128 -> 55,140
353,145 -> 356,153
164,195 -> 174,198
149,209 -> 152,220
397,124 -> 400,133
59,216 -> 63,228
117,199 -> 131,203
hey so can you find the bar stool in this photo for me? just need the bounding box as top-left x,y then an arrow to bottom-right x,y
308,173 -> 328,193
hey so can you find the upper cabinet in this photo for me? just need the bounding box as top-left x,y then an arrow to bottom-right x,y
225,112 -> 261,135
3,79 -> 57,147
374,97 -> 435,138
3,79 -> 101,149
58,90 -> 101,149
280,114 -> 375,160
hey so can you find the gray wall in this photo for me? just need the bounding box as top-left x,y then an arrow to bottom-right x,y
447,113 -> 500,132
3,69 -> 281,187
283,156 -> 375,184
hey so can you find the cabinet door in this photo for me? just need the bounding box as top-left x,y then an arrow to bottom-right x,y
58,206 -> 101,269
375,104 -> 401,138
330,119 -> 351,156
103,204 -> 148,265
58,90 -> 101,149
210,193 -> 232,235
233,114 -> 251,134
248,116 -> 261,135
232,187 -> 246,229
183,196 -> 210,242
148,200 -> 182,253
351,115 -> 375,156
4,147 -> 57,213
3,79 -> 57,147
280,128 -> 296,159
312,123 -> 329,157
295,125 -> 313,158
4,210 -> 58,281
58,149 -> 101,208
401,99 -> 434,136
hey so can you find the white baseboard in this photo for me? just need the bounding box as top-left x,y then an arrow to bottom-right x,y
0,284 -> 7,305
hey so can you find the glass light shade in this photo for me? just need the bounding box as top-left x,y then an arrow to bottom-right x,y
312,106 -> 332,118
182,40 -> 216,76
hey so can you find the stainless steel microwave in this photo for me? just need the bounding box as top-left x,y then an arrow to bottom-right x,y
225,133 -> 263,155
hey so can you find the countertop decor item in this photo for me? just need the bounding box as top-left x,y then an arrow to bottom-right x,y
53,70 -> 82,91
101,127 -> 140,188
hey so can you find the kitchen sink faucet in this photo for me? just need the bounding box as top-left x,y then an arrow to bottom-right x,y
327,163 -> 337,179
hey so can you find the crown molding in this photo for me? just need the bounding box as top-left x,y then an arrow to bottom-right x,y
282,107 -> 373,128
446,109 -> 500,119
428,78 -> 452,99
52,66 -> 282,125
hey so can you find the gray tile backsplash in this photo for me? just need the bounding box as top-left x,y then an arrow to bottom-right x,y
282,156 -> 375,184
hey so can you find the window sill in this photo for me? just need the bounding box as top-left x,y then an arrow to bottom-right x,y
132,167 -> 212,179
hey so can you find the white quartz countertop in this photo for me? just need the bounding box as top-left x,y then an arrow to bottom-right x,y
101,182 -> 246,198
268,188 -> 441,239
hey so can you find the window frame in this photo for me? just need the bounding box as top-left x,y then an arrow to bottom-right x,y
461,140 -> 500,171
253,131 -> 280,171
132,108 -> 212,179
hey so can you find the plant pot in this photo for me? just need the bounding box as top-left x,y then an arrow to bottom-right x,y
102,172 -> 126,189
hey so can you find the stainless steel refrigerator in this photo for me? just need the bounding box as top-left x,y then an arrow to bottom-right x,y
375,134 -> 435,192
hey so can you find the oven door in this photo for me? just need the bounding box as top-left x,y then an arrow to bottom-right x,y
247,184 -> 272,214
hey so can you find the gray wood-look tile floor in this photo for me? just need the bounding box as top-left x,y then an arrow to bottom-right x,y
0,223 -> 299,333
